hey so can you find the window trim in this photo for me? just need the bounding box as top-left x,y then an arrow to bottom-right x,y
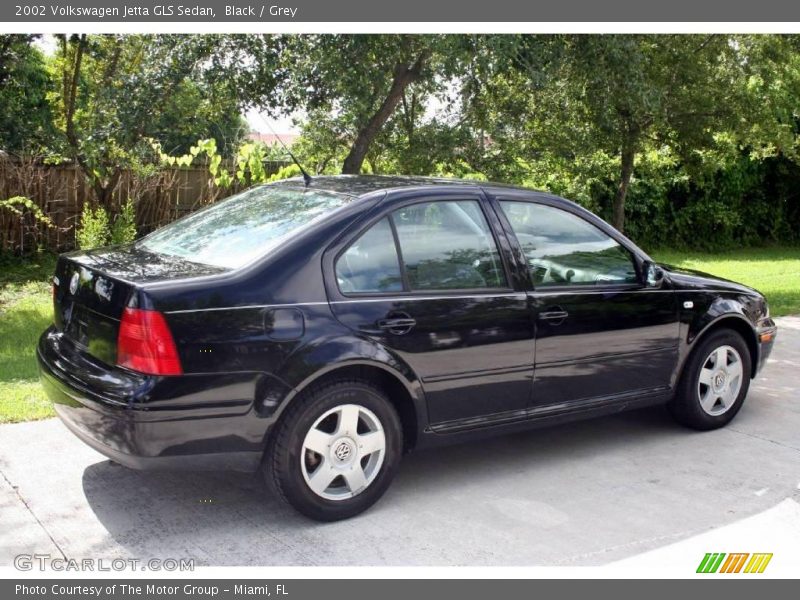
493,196 -> 645,292
387,215 -> 411,292
332,195 -> 515,298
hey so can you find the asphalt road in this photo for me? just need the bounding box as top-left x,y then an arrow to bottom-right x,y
1,317 -> 799,568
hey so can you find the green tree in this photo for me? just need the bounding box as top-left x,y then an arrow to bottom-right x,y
277,35 -> 470,175
150,78 -> 248,157
49,34 -> 254,207
0,35 -> 55,153
468,34 -> 800,232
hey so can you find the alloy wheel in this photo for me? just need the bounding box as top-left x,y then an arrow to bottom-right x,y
300,403 -> 386,501
697,344 -> 744,416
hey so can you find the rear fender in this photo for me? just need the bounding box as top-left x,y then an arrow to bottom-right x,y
267,334 -> 427,428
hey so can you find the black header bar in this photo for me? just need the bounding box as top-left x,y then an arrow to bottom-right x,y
4,0 -> 800,23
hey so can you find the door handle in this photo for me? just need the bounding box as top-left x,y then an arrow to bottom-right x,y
377,313 -> 416,335
538,308 -> 569,325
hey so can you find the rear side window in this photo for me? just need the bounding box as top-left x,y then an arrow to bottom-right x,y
335,199 -> 507,294
336,218 -> 403,294
393,201 -> 505,291
499,201 -> 638,287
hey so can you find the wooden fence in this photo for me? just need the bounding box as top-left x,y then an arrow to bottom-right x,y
0,156 -> 292,254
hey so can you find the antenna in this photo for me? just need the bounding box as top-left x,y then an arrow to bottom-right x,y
256,112 -> 312,187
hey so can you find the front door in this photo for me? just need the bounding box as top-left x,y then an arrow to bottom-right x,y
329,194 -> 534,426
495,198 -> 680,410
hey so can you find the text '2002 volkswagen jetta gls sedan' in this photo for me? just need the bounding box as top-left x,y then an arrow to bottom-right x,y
38,176 -> 777,520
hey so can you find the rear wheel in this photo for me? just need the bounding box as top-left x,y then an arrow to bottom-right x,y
668,329 -> 751,430
264,380 -> 403,521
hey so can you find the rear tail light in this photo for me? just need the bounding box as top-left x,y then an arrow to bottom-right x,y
117,307 -> 183,375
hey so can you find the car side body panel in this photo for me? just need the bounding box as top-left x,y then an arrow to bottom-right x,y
36,176 -> 776,472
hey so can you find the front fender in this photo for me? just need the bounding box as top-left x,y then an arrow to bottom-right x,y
677,292 -> 760,379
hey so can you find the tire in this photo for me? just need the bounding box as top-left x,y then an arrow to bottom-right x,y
263,379 -> 403,521
668,329 -> 752,430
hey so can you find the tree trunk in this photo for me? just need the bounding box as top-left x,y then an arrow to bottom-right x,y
94,168 -> 122,209
341,51 -> 429,175
62,35 -> 109,206
612,139 -> 636,232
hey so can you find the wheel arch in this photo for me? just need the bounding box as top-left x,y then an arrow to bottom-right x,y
271,341 -> 427,452
685,313 -> 759,379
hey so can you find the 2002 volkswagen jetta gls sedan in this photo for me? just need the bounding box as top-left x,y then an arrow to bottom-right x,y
38,175 -> 777,520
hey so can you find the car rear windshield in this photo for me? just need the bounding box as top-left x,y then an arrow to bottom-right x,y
138,185 -> 352,269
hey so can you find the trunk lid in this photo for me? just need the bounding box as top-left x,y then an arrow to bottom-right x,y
53,245 -> 226,366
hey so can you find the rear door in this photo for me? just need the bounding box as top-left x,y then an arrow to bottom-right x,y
492,194 -> 680,410
327,189 -> 535,426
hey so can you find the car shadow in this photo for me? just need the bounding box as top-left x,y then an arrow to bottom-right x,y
80,404 -> 689,565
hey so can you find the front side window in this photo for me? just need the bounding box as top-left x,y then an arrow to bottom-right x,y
499,201 -> 638,287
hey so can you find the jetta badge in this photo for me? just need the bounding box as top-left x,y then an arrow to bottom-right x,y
69,272 -> 79,295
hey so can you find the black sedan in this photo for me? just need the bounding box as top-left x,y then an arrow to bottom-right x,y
38,176 -> 777,520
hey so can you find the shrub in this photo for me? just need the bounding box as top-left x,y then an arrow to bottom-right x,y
266,164 -> 302,182
76,204 -> 110,250
0,196 -> 55,255
110,199 -> 137,245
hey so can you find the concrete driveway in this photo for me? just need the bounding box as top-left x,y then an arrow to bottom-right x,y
1,317 -> 799,567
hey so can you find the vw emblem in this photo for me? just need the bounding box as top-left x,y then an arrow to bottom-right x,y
334,442 -> 352,462
69,272 -> 80,295
714,372 -> 726,389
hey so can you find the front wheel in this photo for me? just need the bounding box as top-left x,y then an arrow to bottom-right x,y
668,329 -> 752,430
264,380 -> 403,521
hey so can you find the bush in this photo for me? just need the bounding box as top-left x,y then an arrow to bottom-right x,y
267,164 -> 301,182
0,196 -> 54,254
76,199 -> 138,250
110,199 -> 137,245
545,149 -> 800,252
76,203 -> 110,250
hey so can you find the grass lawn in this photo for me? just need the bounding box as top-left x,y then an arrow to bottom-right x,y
0,246 -> 798,424
652,246 -> 800,318
0,253 -> 57,423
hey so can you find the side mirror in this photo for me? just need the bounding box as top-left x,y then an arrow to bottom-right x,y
643,261 -> 665,288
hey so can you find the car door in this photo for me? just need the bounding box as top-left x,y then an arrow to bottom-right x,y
493,195 -> 680,410
327,190 -> 534,426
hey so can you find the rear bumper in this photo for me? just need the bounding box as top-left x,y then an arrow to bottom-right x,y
50,401 -> 260,471
37,327 -> 281,472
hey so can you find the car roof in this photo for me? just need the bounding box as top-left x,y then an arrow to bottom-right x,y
272,174 -> 543,197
